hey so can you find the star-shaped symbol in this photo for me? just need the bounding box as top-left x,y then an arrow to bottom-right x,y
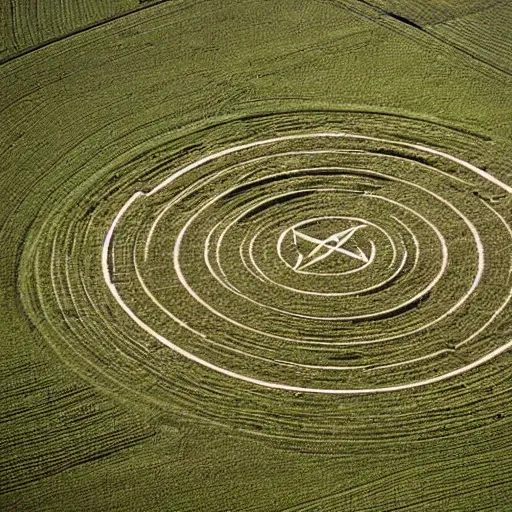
293,224 -> 369,271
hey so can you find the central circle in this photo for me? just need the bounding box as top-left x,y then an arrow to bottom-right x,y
277,216 -> 378,276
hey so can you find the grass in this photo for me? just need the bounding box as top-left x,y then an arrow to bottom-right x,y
1,1 -> 512,510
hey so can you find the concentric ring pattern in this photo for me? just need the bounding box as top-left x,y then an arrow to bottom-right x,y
20,111 -> 512,441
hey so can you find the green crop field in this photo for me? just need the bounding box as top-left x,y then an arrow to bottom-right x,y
2,1 -> 512,510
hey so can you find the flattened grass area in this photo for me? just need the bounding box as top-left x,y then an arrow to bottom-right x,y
1,1 -> 512,510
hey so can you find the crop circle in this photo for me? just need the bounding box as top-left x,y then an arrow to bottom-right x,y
21,111 -> 512,441
104,131 -> 512,393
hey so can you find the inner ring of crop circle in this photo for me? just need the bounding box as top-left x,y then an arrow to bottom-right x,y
172,173 -> 464,324
277,216 -> 380,276
245,211 -> 403,297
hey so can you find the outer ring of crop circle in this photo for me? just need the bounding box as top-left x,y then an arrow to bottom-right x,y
104,131 -> 512,395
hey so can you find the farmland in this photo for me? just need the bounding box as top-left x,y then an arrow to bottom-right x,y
2,1 -> 512,510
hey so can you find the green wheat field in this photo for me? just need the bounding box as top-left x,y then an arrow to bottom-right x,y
2,1 -> 512,510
